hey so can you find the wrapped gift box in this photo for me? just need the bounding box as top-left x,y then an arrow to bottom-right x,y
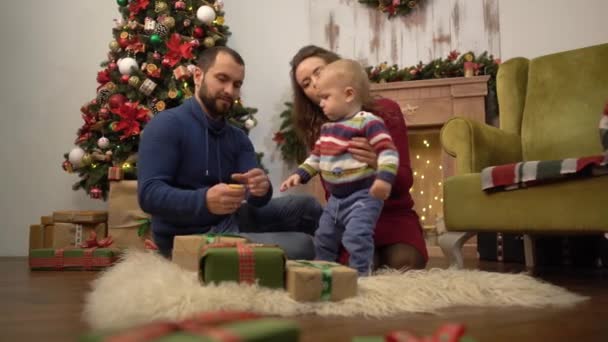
53,210 -> 108,224
353,324 -> 476,342
80,311 -> 300,342
172,234 -> 249,272
43,222 -> 107,249
200,243 -> 285,289
29,225 -> 44,250
107,181 -> 152,250
286,260 -> 357,302
29,248 -> 119,270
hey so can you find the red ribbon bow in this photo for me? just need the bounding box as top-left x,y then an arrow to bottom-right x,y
386,323 -> 467,342
106,311 -> 260,342
164,33 -> 194,68
81,231 -> 114,248
111,101 -> 150,140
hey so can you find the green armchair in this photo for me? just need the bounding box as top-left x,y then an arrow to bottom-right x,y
439,43 -> 608,267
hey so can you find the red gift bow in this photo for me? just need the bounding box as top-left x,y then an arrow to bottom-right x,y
106,311 -> 260,342
165,34 -> 194,68
110,101 -> 150,140
81,231 -> 114,248
386,323 -> 466,342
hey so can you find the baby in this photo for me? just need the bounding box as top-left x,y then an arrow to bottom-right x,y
280,59 -> 399,275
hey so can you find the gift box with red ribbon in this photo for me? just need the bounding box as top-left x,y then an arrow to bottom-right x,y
80,311 -> 300,342
172,234 -> 249,272
108,166 -> 124,181
200,243 -> 285,289
173,65 -> 190,80
353,324 -> 477,342
29,232 -> 119,270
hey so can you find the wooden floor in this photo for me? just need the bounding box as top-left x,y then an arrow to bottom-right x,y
2,257 -> 607,342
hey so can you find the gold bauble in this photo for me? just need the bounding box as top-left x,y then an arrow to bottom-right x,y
81,153 -> 92,166
162,16 -> 175,28
128,76 -> 141,87
109,40 -> 120,52
155,101 -> 166,111
168,89 -> 178,99
203,37 -> 215,48
155,1 -> 168,13
213,16 -> 225,25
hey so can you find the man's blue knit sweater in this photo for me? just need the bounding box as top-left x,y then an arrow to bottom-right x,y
137,97 -> 272,243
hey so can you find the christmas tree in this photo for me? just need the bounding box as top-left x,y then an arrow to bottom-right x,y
62,0 -> 260,200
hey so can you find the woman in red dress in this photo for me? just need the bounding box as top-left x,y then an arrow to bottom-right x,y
290,45 -> 428,270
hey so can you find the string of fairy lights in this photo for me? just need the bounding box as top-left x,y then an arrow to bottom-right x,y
408,135 -> 444,226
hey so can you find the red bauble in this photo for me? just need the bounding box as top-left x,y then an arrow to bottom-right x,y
98,107 -> 110,120
153,52 -> 161,60
190,39 -> 200,47
108,94 -> 127,109
162,58 -> 172,68
90,187 -> 103,199
118,37 -> 129,48
108,62 -> 118,71
120,74 -> 130,83
193,27 -> 204,38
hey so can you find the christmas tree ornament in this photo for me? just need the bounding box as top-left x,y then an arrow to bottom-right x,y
196,5 -> 216,24
62,160 -> 74,173
90,187 -> 103,199
155,100 -> 166,112
144,17 -> 156,33
81,153 -> 93,166
162,16 -> 175,29
98,108 -> 110,120
175,1 -> 186,10
108,61 -> 118,71
187,64 -> 197,74
173,65 -> 189,80
98,136 -> 111,149
155,1 -> 168,13
139,78 -> 157,96
117,0 -> 128,6
68,147 -> 86,167
203,36 -> 215,48
161,57 -> 172,68
109,122 -> 119,132
108,93 -> 127,109
245,118 -> 256,129
153,51 -> 161,60
146,63 -> 160,78
109,40 -> 120,52
118,57 -> 138,75
183,18 -> 191,27
193,26 -> 204,38
96,89 -> 112,105
213,16 -> 225,25
128,20 -> 139,30
149,34 -> 163,46
108,166 -> 124,181
118,37 -> 129,48
128,75 -> 141,87
120,74 -> 130,83
190,39 -> 200,47
154,23 -> 169,37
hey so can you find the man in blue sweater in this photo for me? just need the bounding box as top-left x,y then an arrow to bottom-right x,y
138,46 -> 321,258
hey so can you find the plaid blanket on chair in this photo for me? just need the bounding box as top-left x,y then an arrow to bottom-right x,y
481,102 -> 608,191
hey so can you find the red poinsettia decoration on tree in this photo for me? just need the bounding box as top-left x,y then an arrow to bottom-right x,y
129,0 -> 150,18
111,101 -> 150,140
165,33 -> 194,67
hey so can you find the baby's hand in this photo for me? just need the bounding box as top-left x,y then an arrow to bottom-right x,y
370,179 -> 391,200
280,174 -> 302,192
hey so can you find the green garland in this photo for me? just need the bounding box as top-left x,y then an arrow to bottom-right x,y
358,0 -> 423,18
274,50 -> 501,166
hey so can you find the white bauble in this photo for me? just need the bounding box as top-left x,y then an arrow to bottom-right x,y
196,6 -> 216,24
244,118 -> 256,129
97,137 -> 110,149
118,57 -> 138,75
68,147 -> 86,167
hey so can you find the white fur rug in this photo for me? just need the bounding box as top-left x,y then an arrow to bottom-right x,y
84,251 -> 587,331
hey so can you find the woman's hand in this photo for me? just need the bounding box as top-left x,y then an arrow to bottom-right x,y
348,137 -> 377,169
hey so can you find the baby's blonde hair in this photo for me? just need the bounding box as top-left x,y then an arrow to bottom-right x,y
321,59 -> 371,105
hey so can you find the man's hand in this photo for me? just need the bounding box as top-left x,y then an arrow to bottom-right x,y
206,183 -> 247,215
370,179 -> 392,200
280,174 -> 302,192
348,137 -> 378,169
231,168 -> 270,197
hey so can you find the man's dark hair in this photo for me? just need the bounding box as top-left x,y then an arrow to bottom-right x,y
197,46 -> 245,71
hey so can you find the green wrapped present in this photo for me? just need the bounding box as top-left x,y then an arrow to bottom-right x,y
80,311 -> 299,342
29,247 -> 119,270
200,243 -> 285,289
172,234 -> 249,272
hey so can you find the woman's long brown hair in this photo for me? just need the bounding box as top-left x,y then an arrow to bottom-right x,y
289,45 -> 340,149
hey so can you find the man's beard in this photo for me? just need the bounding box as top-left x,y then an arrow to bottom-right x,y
197,83 -> 233,118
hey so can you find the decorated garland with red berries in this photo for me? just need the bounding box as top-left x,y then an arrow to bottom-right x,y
358,0 -> 423,18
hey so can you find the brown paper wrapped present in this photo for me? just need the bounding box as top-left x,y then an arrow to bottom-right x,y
52,210 -> 107,224
286,260 -> 358,302
172,234 -> 248,272
29,225 -> 44,250
43,222 -> 107,249
40,216 -> 54,226
107,181 -> 152,249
